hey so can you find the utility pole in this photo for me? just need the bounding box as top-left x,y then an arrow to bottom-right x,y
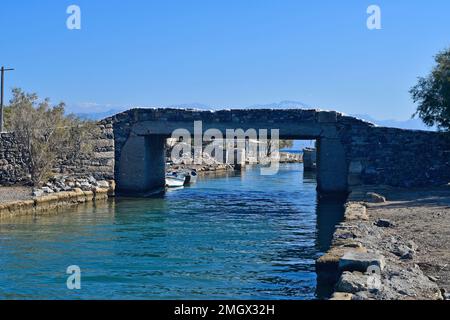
1,66 -> 14,133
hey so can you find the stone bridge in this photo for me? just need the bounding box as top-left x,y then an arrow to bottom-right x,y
107,108 -> 450,196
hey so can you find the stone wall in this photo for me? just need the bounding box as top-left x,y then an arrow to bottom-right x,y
0,120 -> 115,186
53,119 -> 115,180
0,133 -> 30,185
342,126 -> 450,189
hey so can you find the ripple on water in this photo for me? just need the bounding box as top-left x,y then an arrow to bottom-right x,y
0,164 -> 344,300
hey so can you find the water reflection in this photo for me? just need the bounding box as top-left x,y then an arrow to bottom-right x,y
315,194 -> 346,299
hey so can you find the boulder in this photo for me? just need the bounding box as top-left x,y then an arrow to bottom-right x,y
339,251 -> 386,272
345,203 -> 369,221
96,180 -> 109,188
336,272 -> 370,293
366,192 -> 386,203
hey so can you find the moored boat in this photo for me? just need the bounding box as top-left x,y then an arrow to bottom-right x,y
165,175 -> 186,188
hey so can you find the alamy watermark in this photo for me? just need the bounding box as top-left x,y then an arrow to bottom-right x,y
66,5 -> 81,30
367,5 -> 382,30
65,5 -> 382,31
66,265 -> 81,290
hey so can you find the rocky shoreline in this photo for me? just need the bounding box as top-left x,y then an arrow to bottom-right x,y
0,176 -> 115,219
317,186 -> 446,300
168,163 -> 236,175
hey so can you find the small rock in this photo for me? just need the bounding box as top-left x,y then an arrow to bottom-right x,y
392,243 -> 415,260
427,275 -> 439,283
88,176 -> 97,184
32,189 -> 44,197
55,182 -> 66,189
400,251 -> 414,260
406,240 -> 418,251
41,186 -> 54,194
336,272 -> 369,293
375,219 -> 395,228
366,192 -> 386,203
96,180 -> 109,188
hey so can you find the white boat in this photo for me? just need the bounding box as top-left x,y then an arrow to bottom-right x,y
165,175 -> 185,188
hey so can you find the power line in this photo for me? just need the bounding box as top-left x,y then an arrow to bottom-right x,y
1,66 -> 15,133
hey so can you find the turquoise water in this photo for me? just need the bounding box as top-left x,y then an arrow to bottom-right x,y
0,164 -> 344,300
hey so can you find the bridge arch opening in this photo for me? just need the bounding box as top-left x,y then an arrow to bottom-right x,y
115,133 -> 348,196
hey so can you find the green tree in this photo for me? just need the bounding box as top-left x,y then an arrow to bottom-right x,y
279,140 -> 294,149
266,139 -> 294,156
5,88 -> 98,185
410,48 -> 450,131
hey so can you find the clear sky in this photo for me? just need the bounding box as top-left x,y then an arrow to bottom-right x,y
0,0 -> 449,120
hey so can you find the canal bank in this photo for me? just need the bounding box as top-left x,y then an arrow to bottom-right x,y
316,185 -> 447,300
0,180 -> 115,219
0,165 -> 450,300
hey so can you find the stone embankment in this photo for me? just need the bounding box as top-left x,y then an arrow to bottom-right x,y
0,177 -> 115,219
316,186 -> 444,300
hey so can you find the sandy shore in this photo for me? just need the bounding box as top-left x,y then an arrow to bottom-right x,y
318,185 -> 450,300
365,186 -> 450,296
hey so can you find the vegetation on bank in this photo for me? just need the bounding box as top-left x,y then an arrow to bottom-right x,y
411,47 -> 450,131
4,88 -> 98,186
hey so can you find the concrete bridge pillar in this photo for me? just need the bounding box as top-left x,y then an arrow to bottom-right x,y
316,137 -> 348,194
116,134 -> 166,196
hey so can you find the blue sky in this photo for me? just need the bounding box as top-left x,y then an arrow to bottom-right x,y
0,0 -> 449,120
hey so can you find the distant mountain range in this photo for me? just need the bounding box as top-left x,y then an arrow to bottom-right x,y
71,101 -> 432,131
76,109 -> 125,120
350,114 -> 431,131
249,100 -> 310,109
72,100 -> 313,120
